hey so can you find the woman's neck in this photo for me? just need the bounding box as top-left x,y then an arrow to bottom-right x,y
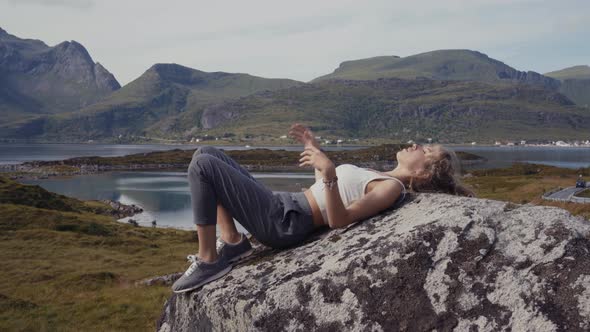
383,166 -> 413,187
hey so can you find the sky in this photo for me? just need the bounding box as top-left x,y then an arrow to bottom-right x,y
1,0 -> 588,86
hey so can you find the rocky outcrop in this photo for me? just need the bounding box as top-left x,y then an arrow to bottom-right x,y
157,193 -> 590,332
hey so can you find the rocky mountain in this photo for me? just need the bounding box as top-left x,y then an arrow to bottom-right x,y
0,28 -> 120,122
176,78 -> 587,143
0,63 -> 303,140
310,50 -> 590,107
545,65 -> 590,107
312,50 -> 560,88
158,193 -> 590,331
2,40 -> 588,142
5,76 -> 588,143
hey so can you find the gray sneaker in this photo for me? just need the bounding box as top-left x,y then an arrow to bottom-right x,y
216,233 -> 253,263
172,254 -> 232,293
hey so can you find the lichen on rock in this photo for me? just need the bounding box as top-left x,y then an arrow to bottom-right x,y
157,193 -> 590,332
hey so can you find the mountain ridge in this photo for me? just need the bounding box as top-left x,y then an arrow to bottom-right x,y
312,49 -> 560,89
0,62 -> 304,140
310,49 -> 590,107
0,27 -> 120,122
2,28 -> 589,142
545,65 -> 590,107
545,65 -> 590,80
5,77 -> 588,143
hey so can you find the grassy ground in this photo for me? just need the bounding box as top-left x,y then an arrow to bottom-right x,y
0,177 -> 196,331
462,163 -> 590,220
576,188 -> 590,198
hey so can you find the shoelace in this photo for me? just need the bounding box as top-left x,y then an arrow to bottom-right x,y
184,254 -> 201,276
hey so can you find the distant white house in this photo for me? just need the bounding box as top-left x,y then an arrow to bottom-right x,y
520,140 -> 526,145
280,135 -> 287,139
555,141 -> 570,147
337,139 -> 343,144
494,141 -> 502,146
471,142 -> 477,145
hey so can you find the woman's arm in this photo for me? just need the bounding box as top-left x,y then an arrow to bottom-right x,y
327,179 -> 402,228
338,181 -> 402,228
298,145 -> 402,228
288,123 -> 323,181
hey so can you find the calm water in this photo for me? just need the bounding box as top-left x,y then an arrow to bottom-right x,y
2,143 -> 589,169
0,143 -> 366,164
10,143 -> 590,230
23,171 -> 316,231
454,145 -> 590,170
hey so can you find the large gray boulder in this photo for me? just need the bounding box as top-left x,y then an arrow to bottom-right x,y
157,194 -> 590,332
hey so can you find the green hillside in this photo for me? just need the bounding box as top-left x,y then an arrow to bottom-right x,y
182,78 -> 588,143
312,50 -> 559,89
0,63 -> 303,140
545,65 -> 590,80
4,77 -> 588,143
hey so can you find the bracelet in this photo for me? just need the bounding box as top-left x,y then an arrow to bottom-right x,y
322,176 -> 338,190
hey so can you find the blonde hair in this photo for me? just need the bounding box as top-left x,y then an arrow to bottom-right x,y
407,144 -> 475,197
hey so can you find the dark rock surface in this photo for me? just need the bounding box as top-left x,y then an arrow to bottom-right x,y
157,193 -> 590,332
101,199 -> 143,219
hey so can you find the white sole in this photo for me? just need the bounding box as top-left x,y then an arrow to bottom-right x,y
173,265 -> 232,294
229,248 -> 254,263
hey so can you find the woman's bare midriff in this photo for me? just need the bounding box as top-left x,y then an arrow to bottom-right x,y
303,178 -> 392,228
304,189 -> 325,227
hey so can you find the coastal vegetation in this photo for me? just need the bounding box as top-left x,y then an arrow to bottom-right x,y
0,177 -> 196,331
576,188 -> 590,198
462,163 -> 590,220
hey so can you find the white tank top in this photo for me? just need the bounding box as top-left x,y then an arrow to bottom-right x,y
308,164 -> 407,223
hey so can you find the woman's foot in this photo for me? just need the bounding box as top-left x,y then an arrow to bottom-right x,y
216,233 -> 253,263
172,254 -> 231,293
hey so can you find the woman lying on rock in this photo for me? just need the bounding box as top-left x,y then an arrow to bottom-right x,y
172,123 -> 474,293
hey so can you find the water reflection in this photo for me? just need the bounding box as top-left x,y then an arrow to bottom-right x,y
23,171 -> 316,230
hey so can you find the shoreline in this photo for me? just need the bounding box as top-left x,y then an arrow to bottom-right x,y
0,143 -> 484,181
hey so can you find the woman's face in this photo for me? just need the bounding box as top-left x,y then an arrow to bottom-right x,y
396,144 -> 438,173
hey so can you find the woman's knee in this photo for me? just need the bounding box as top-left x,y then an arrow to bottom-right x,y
193,145 -> 219,158
188,153 -> 219,177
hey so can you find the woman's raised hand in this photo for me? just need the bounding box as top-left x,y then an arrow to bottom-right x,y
298,146 -> 335,173
288,123 -> 320,149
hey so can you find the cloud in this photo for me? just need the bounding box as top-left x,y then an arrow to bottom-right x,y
5,0 -> 94,9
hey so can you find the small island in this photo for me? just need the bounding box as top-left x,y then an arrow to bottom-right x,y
1,144 -> 485,180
